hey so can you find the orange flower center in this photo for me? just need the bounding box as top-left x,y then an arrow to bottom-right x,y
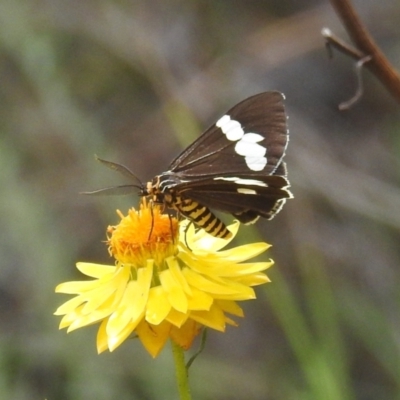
107,199 -> 179,267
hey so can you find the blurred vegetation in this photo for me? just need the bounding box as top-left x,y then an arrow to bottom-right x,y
1,0 -> 399,399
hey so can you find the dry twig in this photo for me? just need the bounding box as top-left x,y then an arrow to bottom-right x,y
323,0 -> 400,107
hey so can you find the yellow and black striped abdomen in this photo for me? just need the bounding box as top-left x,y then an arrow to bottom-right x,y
177,197 -> 232,239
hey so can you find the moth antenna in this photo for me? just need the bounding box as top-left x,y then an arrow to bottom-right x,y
80,184 -> 141,196
95,155 -> 144,188
82,156 -> 145,196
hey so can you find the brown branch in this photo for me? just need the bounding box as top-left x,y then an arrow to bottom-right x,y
328,0 -> 400,104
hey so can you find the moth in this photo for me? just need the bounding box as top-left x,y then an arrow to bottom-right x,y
88,92 -> 293,239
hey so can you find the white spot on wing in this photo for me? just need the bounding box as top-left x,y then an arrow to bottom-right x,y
216,115 -> 268,172
244,156 -> 267,171
241,133 -> 263,142
237,188 -> 257,194
216,115 -> 230,128
216,115 -> 244,141
213,177 -> 268,187
225,121 -> 244,141
235,137 -> 266,158
214,177 -> 237,181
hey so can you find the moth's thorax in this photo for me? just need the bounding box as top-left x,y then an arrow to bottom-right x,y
158,173 -> 181,192
145,174 -> 178,207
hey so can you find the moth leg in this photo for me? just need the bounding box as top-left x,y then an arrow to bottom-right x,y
183,220 -> 193,251
167,212 -> 176,244
148,201 -> 155,241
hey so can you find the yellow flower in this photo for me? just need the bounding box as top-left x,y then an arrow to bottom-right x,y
55,200 -> 273,357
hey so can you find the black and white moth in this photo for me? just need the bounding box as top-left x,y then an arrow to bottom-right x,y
89,92 -> 293,239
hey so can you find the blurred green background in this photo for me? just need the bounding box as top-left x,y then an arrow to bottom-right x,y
1,0 -> 400,399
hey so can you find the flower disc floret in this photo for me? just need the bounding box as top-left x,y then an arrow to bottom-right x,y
107,201 -> 178,267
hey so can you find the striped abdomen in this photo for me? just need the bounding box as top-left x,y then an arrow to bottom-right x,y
176,197 -> 232,239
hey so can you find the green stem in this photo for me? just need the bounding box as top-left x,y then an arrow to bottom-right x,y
171,340 -> 192,400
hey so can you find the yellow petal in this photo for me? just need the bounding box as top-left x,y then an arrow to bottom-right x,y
97,319 -> 109,354
159,269 -> 188,313
183,268 -> 243,295
206,242 -> 271,263
54,295 -> 86,315
170,320 -> 201,350
187,287 -> 213,311
79,284 -> 122,314
179,251 -> 272,278
182,221 -> 239,253
59,304 -> 87,328
58,313 -> 77,329
136,320 -> 171,358
190,305 -> 226,331
146,286 -> 171,325
81,269 -> 129,314
107,262 -> 153,337
108,319 -> 138,352
76,262 -> 116,278
107,285 -> 140,336
224,316 -> 239,326
166,308 -> 189,328
183,268 -> 255,299
215,300 -> 244,317
134,260 -> 154,310
55,280 -> 101,294
166,256 -> 192,295
206,261 -> 273,278
106,284 -> 138,337
234,272 -> 271,286
66,307 -> 112,331
55,266 -> 128,295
